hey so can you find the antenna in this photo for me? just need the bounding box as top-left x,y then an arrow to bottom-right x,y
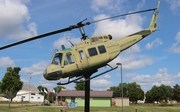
66,38 -> 74,47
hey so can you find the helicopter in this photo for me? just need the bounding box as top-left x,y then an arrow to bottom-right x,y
0,2 -> 160,85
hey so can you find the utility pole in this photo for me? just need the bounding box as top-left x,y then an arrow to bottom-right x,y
28,72 -> 33,102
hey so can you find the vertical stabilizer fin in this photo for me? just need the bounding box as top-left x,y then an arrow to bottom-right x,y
149,1 -> 160,32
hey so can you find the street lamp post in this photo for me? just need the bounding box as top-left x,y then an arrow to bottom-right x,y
116,63 -> 123,112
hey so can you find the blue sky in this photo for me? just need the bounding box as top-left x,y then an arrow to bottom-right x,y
1,0 -> 180,92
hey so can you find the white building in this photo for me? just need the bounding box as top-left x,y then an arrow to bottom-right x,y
1,84 -> 44,102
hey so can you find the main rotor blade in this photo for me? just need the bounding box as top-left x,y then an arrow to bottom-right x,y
90,8 -> 157,24
0,25 -> 81,50
0,7 -> 156,50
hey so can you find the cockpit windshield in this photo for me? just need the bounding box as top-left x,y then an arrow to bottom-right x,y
51,53 -> 62,66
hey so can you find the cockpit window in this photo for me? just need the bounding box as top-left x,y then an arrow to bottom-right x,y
51,53 -> 62,66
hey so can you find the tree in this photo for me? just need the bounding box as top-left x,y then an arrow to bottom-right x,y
0,67 -> 23,108
145,90 -> 153,103
74,80 -> 85,90
53,86 -> 66,93
119,83 -> 129,97
107,83 -> 129,98
49,92 -> 56,103
107,86 -> 120,97
149,85 -> 162,103
145,84 -> 173,103
127,82 -> 144,102
173,84 -> 180,102
159,84 -> 173,102
0,81 -> 2,94
107,82 -> 144,102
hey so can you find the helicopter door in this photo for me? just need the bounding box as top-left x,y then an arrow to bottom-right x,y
78,50 -> 89,70
62,52 -> 78,76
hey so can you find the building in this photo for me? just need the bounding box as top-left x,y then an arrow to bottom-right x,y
1,84 -> 44,103
57,90 -> 113,107
115,97 -> 129,106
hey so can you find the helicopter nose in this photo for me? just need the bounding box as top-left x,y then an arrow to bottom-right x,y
43,69 -> 62,80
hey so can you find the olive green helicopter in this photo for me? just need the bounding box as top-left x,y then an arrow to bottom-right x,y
0,2 -> 160,85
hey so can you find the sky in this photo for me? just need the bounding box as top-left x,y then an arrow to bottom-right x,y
1,0 -> 180,92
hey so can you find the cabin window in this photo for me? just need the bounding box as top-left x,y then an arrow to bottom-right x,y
88,47 -> 98,56
98,45 -> 106,54
52,53 -> 62,66
66,52 -> 75,64
79,50 -> 85,59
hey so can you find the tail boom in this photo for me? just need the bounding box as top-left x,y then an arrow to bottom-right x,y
115,1 -> 160,52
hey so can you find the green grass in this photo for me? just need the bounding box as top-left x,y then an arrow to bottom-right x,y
0,105 -> 180,112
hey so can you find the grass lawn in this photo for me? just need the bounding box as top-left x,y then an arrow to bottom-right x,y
0,105 -> 180,112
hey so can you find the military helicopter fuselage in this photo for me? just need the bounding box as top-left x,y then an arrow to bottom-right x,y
43,34 -> 119,80
43,2 -> 159,81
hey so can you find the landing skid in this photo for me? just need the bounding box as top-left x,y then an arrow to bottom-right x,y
57,76 -> 83,85
57,65 -> 118,85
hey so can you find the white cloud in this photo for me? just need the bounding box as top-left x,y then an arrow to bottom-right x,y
53,34 -> 81,49
92,13 -> 143,39
91,79 -> 112,90
110,55 -> 153,71
91,0 -> 111,12
167,0 -> 180,11
131,68 -> 172,83
126,68 -> 180,91
103,74 -> 111,79
21,61 -> 48,76
123,57 -> 153,70
91,0 -> 126,13
136,0 -> 146,10
145,38 -> 163,50
125,73 -> 138,78
0,56 -> 15,67
169,41 -> 180,53
97,74 -> 112,79
168,31 -> 180,53
0,0 -> 37,40
152,81 -> 175,87
175,31 -> 180,41
21,78 -> 29,83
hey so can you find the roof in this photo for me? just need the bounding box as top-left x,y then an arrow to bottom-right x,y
21,84 -> 38,93
57,90 -> 113,98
